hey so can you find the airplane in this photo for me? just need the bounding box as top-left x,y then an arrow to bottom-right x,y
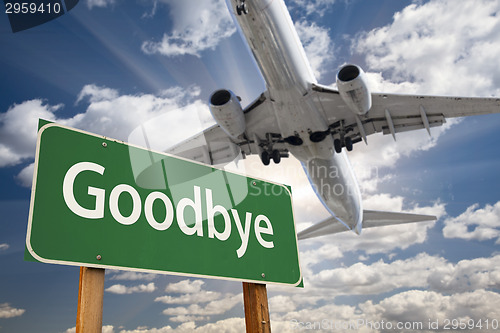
167,0 -> 500,240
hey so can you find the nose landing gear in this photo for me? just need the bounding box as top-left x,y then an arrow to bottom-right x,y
236,0 -> 248,15
255,133 -> 288,166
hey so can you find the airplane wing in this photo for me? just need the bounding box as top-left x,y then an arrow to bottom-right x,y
297,210 -> 436,240
166,92 -> 286,164
311,84 -> 500,145
166,123 -> 240,165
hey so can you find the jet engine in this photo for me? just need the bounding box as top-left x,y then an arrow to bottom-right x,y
209,89 -> 246,139
336,64 -> 372,115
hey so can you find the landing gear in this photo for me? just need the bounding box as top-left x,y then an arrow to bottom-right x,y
334,139 -> 342,154
334,137 -> 353,153
345,137 -> 353,151
236,1 -> 248,15
261,151 -> 270,166
260,149 -> 282,165
331,120 -> 355,153
272,149 -> 281,164
255,133 -> 288,166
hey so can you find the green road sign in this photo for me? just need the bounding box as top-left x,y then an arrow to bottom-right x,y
26,122 -> 302,286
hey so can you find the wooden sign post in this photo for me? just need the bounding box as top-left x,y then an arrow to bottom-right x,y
242,282 -> 271,333
76,267 -> 105,333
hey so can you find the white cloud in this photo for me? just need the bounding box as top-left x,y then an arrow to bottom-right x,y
164,279 -> 205,294
65,84 -> 209,146
64,325 -> 114,333
116,289 -> 500,332
268,254 -> 500,332
298,199 -> 444,259
363,193 -> 404,211
0,243 -> 9,251
443,201 -> 500,242
157,279 -> 242,323
162,294 -> 242,321
169,315 -> 209,323
117,318 -> 245,333
348,118 -> 461,179
309,253 -> 445,295
15,163 -> 34,188
354,0 -> 500,97
290,0 -> 336,17
142,0 -> 159,19
332,1 -> 500,214
108,271 -> 158,281
63,251 -> 500,331
273,302 -> 368,333
360,289 -> 500,331
269,295 -> 297,313
103,326 -> 116,333
155,290 -> 221,305
0,303 -> 25,318
363,71 -> 422,95
0,100 -> 60,167
300,242 -> 343,268
114,288 -> 500,332
85,0 -> 115,10
105,282 -> 156,294
294,20 -> 334,79
1,84 -> 210,187
273,253 -> 500,314
76,84 -> 119,104
141,0 -> 236,57
427,255 -> 500,293
340,219 -> 435,255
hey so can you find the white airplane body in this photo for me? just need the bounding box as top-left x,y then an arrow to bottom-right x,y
168,0 -> 500,239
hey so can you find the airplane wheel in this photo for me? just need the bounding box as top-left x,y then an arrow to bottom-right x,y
345,137 -> 353,151
261,151 -> 270,166
334,139 -> 342,153
272,150 -> 281,164
236,4 -> 248,15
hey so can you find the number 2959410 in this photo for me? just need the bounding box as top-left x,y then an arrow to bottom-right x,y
5,2 -> 62,14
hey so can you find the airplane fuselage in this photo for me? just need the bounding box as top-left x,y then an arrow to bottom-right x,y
226,0 -> 363,232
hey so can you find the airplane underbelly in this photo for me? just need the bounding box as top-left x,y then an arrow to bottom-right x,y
230,0 -> 316,94
269,90 -> 333,159
225,0 -> 363,233
229,0 -> 335,150
303,153 -> 363,232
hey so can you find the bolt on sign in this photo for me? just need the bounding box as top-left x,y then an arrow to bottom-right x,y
25,121 -> 302,286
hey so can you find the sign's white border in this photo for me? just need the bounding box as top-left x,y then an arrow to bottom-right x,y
26,121 -> 303,287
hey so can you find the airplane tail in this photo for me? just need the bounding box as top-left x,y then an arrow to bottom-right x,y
297,210 -> 436,240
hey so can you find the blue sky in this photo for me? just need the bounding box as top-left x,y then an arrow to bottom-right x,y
1,0 -> 500,332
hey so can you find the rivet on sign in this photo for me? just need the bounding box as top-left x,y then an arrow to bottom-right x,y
102,142 -> 107,148
252,181 -> 257,186
261,273 -> 265,278
96,255 -> 102,260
